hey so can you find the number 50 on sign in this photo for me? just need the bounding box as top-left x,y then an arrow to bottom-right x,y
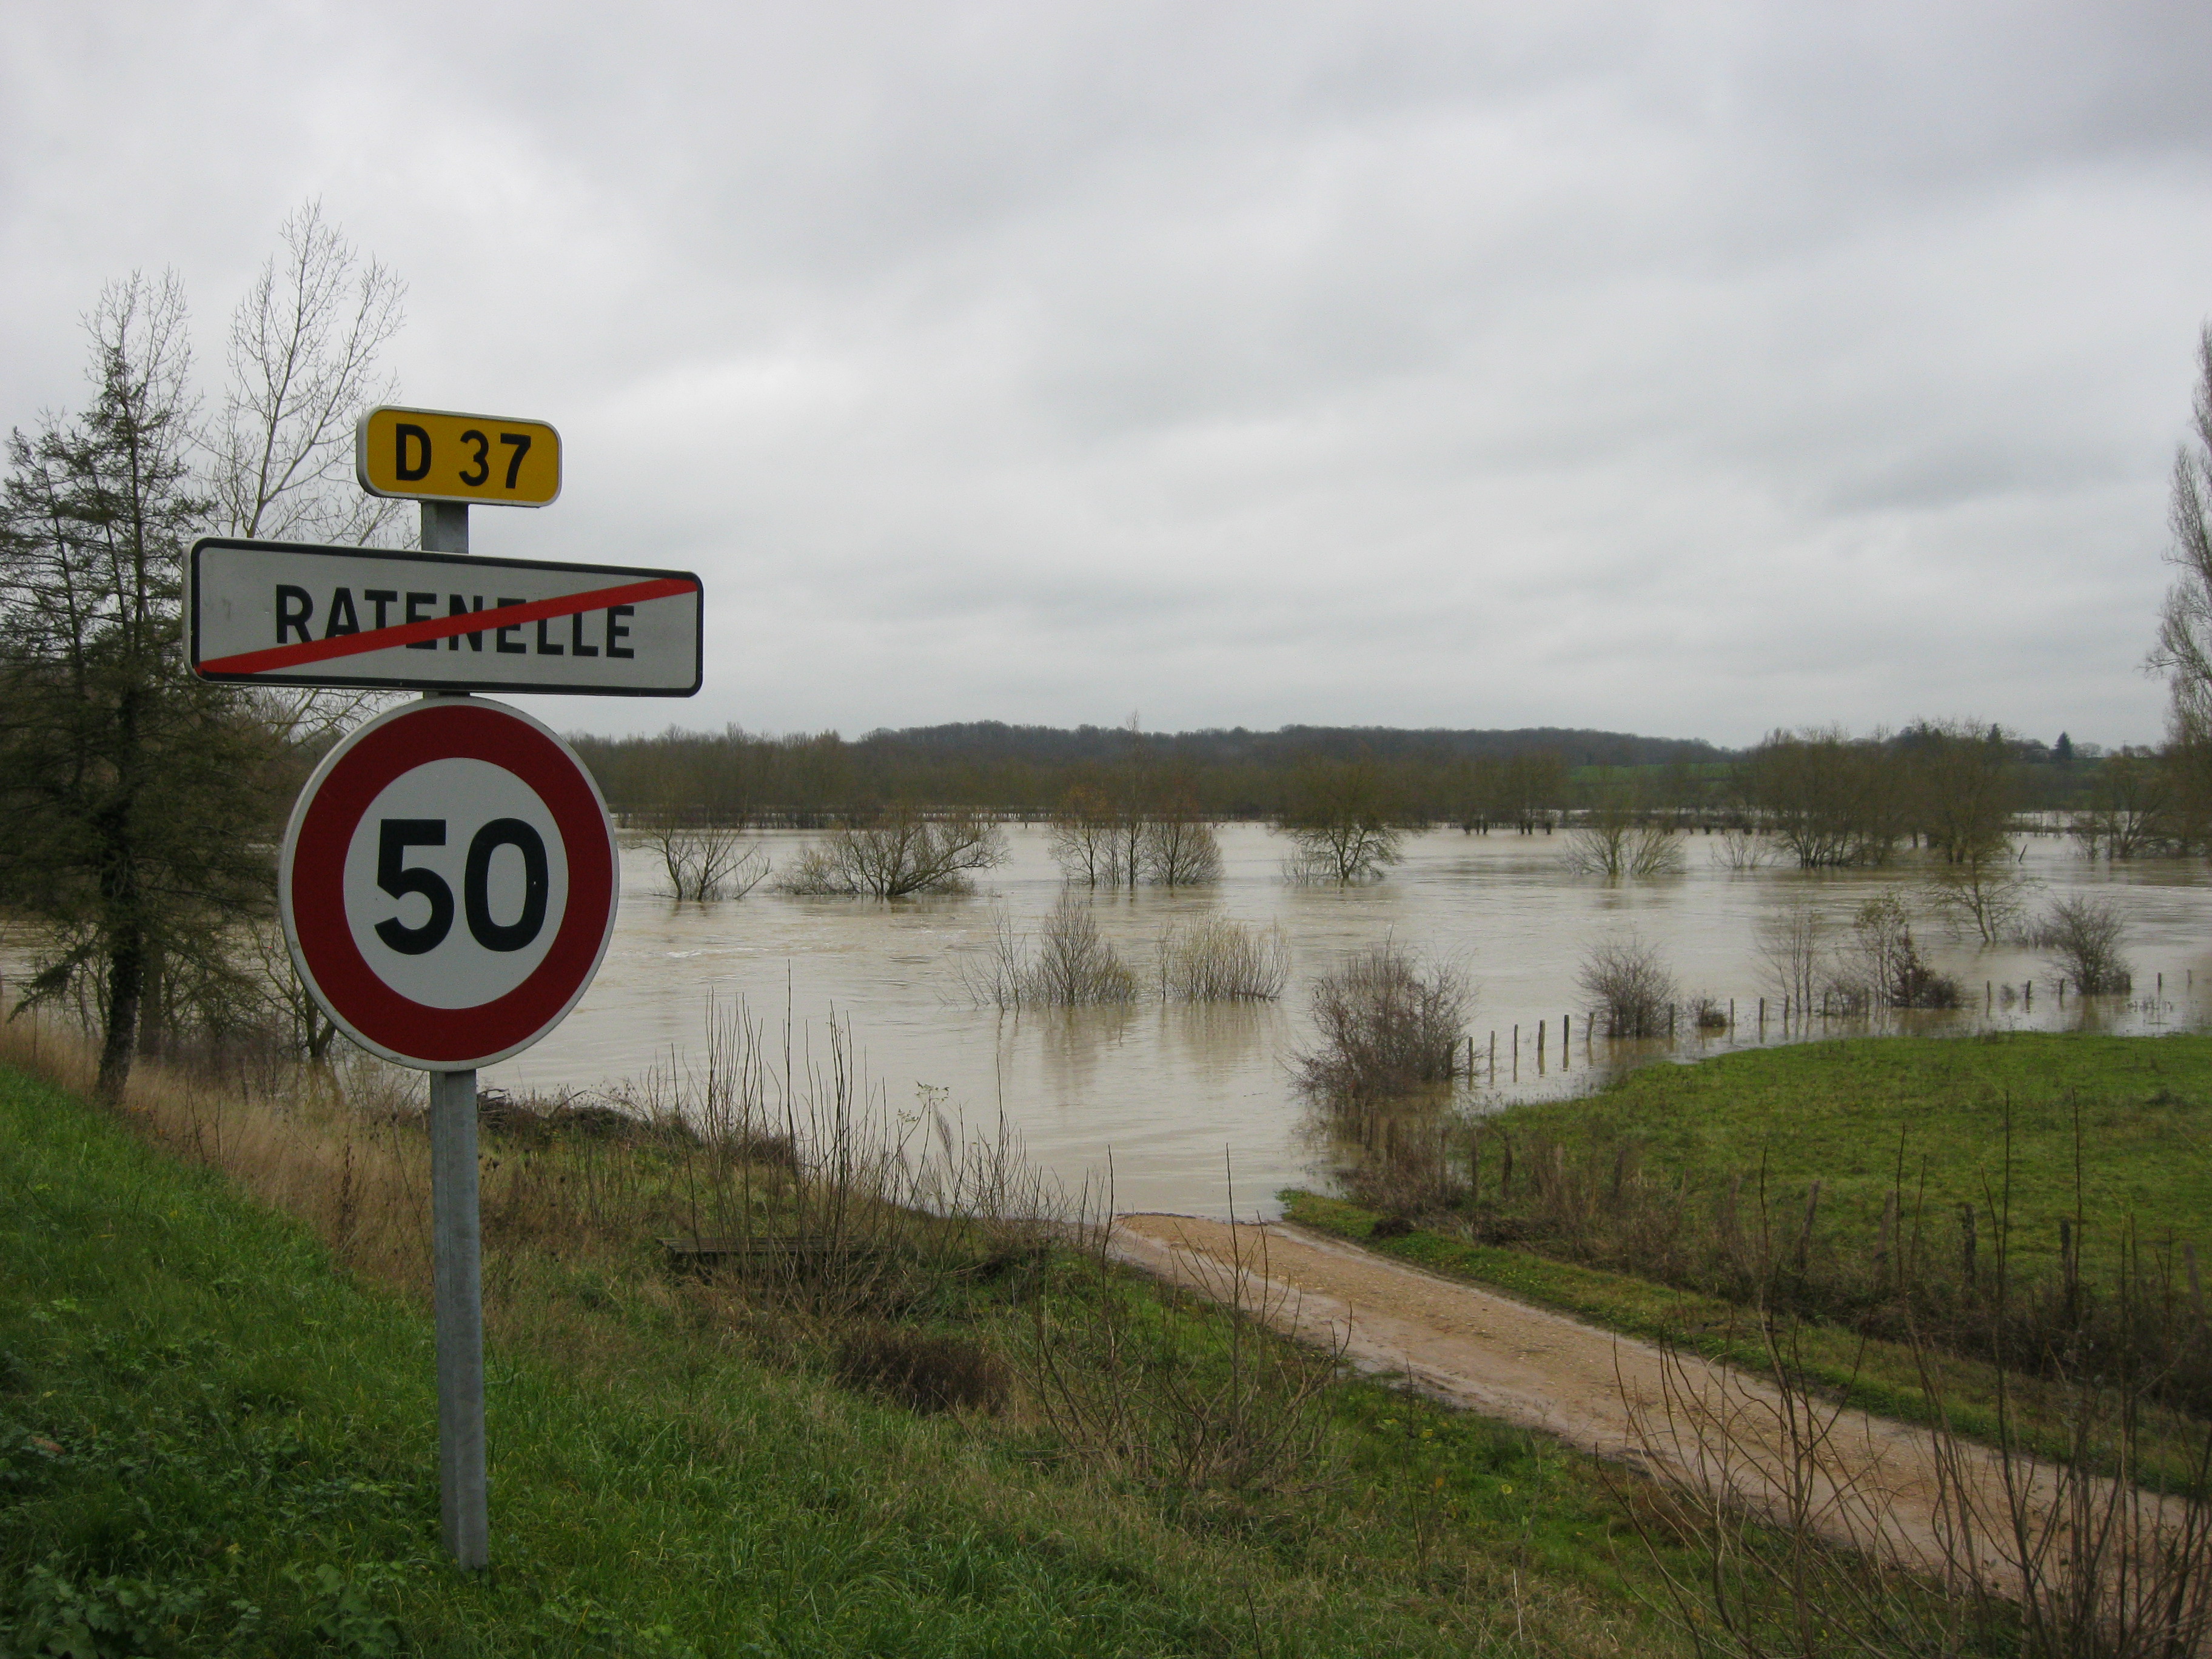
357,406 -> 561,506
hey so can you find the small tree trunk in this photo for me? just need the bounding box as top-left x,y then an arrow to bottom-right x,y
99,929 -> 146,1101
136,947 -> 164,1059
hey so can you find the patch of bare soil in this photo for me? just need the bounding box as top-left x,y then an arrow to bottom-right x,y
1112,1213 -> 2156,1593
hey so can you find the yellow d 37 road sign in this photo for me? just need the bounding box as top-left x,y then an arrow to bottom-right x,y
356,406 -> 562,507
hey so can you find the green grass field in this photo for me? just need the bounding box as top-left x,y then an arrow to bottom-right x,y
0,1061 -> 1712,1657
1493,1031 -> 2212,1273
1287,1031 -> 2212,1487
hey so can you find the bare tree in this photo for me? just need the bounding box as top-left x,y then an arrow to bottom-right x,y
2069,749 -> 2173,860
1754,902 -> 1826,1008
1141,802 -> 1222,886
2033,894 -> 2133,994
1563,796 -> 1684,877
1279,758 -> 1405,884
1578,935 -> 1676,1037
1922,858 -> 2034,946
241,916 -> 341,1067
215,201 -> 407,546
1046,783 -> 1117,885
1899,719 -> 2018,861
1297,942 -> 1469,1099
779,806 -> 1007,898
212,202 -> 409,745
643,816 -> 769,900
2151,324 -> 2212,747
1744,728 -> 1903,868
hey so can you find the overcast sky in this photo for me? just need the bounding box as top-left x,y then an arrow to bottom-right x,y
5,2 -> 2211,748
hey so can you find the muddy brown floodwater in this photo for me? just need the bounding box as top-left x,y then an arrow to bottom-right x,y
477,823 -> 2212,1218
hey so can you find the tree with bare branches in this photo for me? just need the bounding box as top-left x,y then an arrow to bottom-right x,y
1279,758 -> 1405,883
214,201 -> 410,746
215,201 -> 408,546
779,806 -> 1008,898
2152,325 -> 2212,753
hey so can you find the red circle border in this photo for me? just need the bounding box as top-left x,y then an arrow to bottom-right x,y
284,700 -> 616,1068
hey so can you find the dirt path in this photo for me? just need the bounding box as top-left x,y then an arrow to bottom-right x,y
1111,1214 -> 2123,1590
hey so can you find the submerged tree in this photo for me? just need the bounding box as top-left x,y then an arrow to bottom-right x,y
1561,793 -> 1684,879
1279,758 -> 1405,883
1297,943 -> 1469,1099
779,806 -> 1008,898
2034,895 -> 2133,994
1743,728 -> 1903,868
1754,902 -> 1826,1008
1577,934 -> 1676,1037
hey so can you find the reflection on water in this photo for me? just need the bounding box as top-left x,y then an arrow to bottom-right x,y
479,824 -> 2212,1218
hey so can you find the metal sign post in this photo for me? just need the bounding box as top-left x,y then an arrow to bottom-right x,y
422,500 -> 486,1571
429,1065 -> 487,1568
206,404 -> 675,1575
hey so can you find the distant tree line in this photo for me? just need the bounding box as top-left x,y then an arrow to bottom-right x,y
569,717 -> 2122,835
567,720 -> 1724,826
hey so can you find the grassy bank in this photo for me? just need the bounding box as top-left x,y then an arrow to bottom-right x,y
1288,1031 -> 2212,1486
1484,1032 -> 2212,1273
0,1030 -> 1726,1657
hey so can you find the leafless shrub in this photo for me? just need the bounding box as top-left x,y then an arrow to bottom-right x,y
1922,859 -> 2034,947
642,816 -> 769,900
1711,828 -> 1774,871
960,900 -> 1139,1008
634,1000 -> 1071,1326
1755,902 -> 1827,1010
1832,892 -> 1960,1010
960,913 -> 1033,1010
1025,897 -> 1139,1005
778,807 -> 1008,898
1142,815 -> 1222,886
1158,917 -> 1288,1002
2032,895 -> 2133,995
1578,934 -> 1677,1037
1297,942 -> 1469,1101
1564,813 -> 1686,877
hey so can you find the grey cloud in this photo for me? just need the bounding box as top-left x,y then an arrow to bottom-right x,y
4,1 -> 2208,746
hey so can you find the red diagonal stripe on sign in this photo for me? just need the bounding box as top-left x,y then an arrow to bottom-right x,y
199,577 -> 697,676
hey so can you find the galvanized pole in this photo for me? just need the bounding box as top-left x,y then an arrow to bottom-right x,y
420,500 -> 488,1570
428,1065 -> 486,1568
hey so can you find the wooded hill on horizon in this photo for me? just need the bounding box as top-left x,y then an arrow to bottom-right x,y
842,721 -> 1734,769
568,722 -> 1737,823
568,719 -> 2116,826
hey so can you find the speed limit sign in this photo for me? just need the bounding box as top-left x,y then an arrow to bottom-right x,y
280,697 -> 618,1070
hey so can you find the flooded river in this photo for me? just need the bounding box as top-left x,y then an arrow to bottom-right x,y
481,823 -> 2212,1218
